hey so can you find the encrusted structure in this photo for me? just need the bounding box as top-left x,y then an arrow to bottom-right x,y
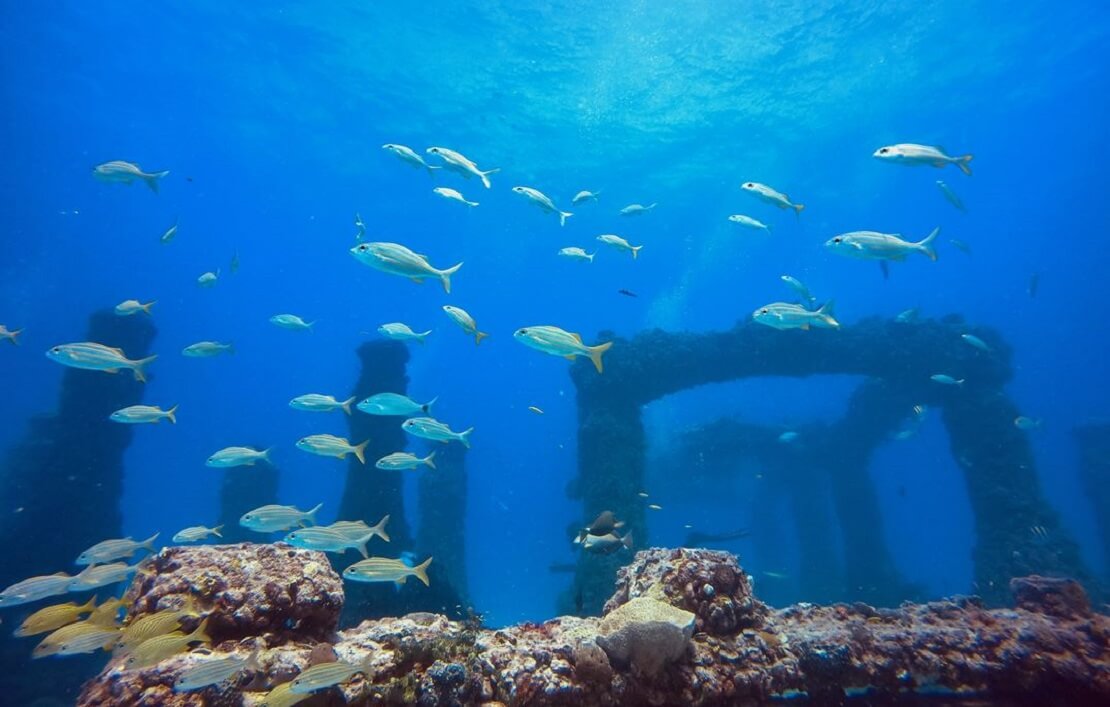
77,545 -> 1109,706
1076,422 -> 1110,581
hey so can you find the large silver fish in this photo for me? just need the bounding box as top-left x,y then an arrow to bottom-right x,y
45,342 -> 157,382
92,160 -> 170,192
350,242 -> 462,294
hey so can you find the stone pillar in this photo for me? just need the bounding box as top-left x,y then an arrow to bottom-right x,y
1076,423 -> 1110,581
416,442 -> 469,607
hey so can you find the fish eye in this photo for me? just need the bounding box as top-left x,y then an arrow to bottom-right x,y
879,147 -> 889,154
51,346 -> 61,353
833,237 -> 841,243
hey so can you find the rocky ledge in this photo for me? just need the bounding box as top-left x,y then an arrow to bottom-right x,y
78,545 -> 1108,706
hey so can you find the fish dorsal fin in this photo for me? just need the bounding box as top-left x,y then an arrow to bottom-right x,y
571,332 -> 582,342
110,346 -> 125,355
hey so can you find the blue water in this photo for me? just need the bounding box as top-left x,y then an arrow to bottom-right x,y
1,2 -> 1107,628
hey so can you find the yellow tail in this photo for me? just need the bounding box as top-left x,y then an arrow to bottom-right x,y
132,355 -> 157,382
353,440 -> 369,465
588,341 -> 613,374
341,396 -> 355,415
413,557 -> 433,586
372,514 -> 391,543
165,405 -> 178,424
189,617 -> 210,645
957,154 -> 973,176
475,331 -> 489,345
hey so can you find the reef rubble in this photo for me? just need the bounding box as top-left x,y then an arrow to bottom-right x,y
77,545 -> 1108,706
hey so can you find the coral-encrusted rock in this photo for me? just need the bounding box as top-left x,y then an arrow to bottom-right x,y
596,597 -> 694,676
604,548 -> 768,635
1009,574 -> 1091,617
125,543 -> 342,642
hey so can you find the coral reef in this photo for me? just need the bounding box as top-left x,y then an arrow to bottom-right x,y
77,545 -> 1109,706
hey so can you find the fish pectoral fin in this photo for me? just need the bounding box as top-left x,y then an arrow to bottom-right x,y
565,354 -> 576,361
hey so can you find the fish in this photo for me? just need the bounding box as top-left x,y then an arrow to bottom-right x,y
1028,273 -> 1040,298
935,180 -> 967,211
342,556 -> 433,586
13,596 -> 97,637
780,275 -> 817,309
45,342 -> 157,382
619,203 -> 656,216
513,325 -> 613,374
752,301 -> 839,331
597,234 -> 642,259
382,143 -> 441,175
326,516 -> 390,543
402,417 -> 473,448
728,214 -> 771,231
1030,525 -> 1049,538
92,161 -> 170,192
778,431 -> 799,443
357,392 -> 437,416
825,227 -> 940,262
69,562 -> 141,592
269,314 -> 314,331
873,144 -> 973,175
160,219 -> 179,244
289,394 -> 356,415
950,239 -> 972,255
638,492 -> 649,498
558,247 -> 595,262
258,682 -> 310,707
618,289 -> 638,298
0,325 -> 23,345
378,322 -> 431,344
109,404 -> 178,425
353,212 -> 366,241
528,406 -> 544,415
32,621 -> 119,658
930,374 -> 965,387
432,186 -> 479,207
961,334 -> 991,352
574,511 -> 624,544
172,525 -> 223,543
761,571 -> 790,580
182,341 -> 234,357
1015,416 -> 1043,430
648,504 -> 662,511
350,242 -> 462,294
284,526 -> 379,558
581,532 -> 633,555
114,300 -> 155,317
296,434 -> 369,464
682,528 -> 751,547
115,597 -> 200,651
425,147 -> 499,188
376,451 -> 437,471
197,270 -> 220,288
895,308 -> 918,323
88,597 -> 129,627
740,182 -> 804,214
512,186 -> 573,226
76,533 -> 159,566
289,660 -> 365,694
206,446 -> 271,468
240,503 -> 322,533
571,190 -> 600,205
122,618 -> 210,669
174,650 -> 260,692
443,305 -> 489,345
912,404 -> 928,421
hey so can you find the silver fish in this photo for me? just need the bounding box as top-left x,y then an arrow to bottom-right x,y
206,446 -> 271,468
326,516 -> 390,543
825,228 -> 940,262
356,392 -> 437,416
378,322 -> 431,344
269,314 -> 314,331
425,147 -> 499,188
182,341 -> 235,357
350,242 -> 462,294
289,394 -> 355,415
432,186 -> 479,207
342,557 -> 432,586
240,503 -> 322,533
930,374 -> 964,387
172,525 -> 223,543
76,533 -> 158,565
174,651 -> 259,692
289,660 -> 365,694
376,451 -> 437,471
0,573 -> 73,607
283,526 -> 379,558
512,186 -> 572,226
295,434 -> 368,464
596,234 -> 642,259
402,417 -> 473,448
619,203 -> 656,216
571,190 -> 600,205
740,182 -> 803,214
752,301 -> 838,331
109,404 -> 177,425
874,144 -> 973,175
442,305 -> 488,344
68,562 -> 140,592
382,143 -> 440,175
513,325 -> 613,374
936,180 -> 967,211
92,160 -> 169,192
45,342 -> 157,382
558,247 -> 594,263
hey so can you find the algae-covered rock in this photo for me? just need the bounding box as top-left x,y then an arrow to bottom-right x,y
595,597 -> 695,676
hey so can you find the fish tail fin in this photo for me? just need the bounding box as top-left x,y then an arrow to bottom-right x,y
560,211 -> 573,226
261,447 -> 274,464
353,440 -> 369,465
631,245 -> 642,259
305,503 -> 323,525
141,532 -> 160,552
180,594 -> 200,617
817,300 -> 840,328
426,164 -> 441,177
588,341 -> 613,374
587,252 -> 595,262
479,168 -> 500,189
144,170 -> 170,192
413,557 -> 433,586
917,226 -> 941,261
424,451 -> 437,469
373,514 -> 391,543
212,525 -> 224,538
132,355 -> 157,382
957,154 -> 973,176
7,328 -> 22,345
79,595 -> 98,613
622,532 -> 634,550
341,397 -> 356,415
142,301 -> 156,315
475,331 -> 489,345
355,532 -> 373,559
166,405 -> 178,424
422,396 -> 438,414
439,262 -> 463,294
190,617 -> 211,644
793,203 -> 805,218
417,330 -> 432,344
459,427 -> 474,449
466,199 -> 479,207
956,379 -> 966,387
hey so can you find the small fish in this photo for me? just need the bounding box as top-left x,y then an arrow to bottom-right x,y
425,147 -> 499,188
1015,416 -> 1043,430
0,325 -> 23,345
752,301 -> 838,331
172,525 -> 223,543
571,190 -> 600,205
46,342 -> 157,382
1029,525 -> 1048,538
258,682 -> 309,707
935,180 -> 967,211
620,203 -> 656,216
378,322 -> 431,344
512,186 -> 573,226
109,404 -> 177,425
780,275 -> 817,309
618,289 -> 638,298
160,219 -> 179,244
114,300 -> 155,317
950,239 -> 972,254
825,227 -> 940,262
230,249 -> 240,273
376,451 -> 437,471
240,503 -> 322,533
182,341 -> 234,357
895,308 -> 918,323
32,621 -> 119,658
581,532 -> 633,555
961,334 -> 991,352
92,161 -> 170,192
123,618 -> 210,669
197,270 -> 220,288
14,596 -> 97,637
648,504 -> 662,511
558,247 -> 595,263
325,517 -> 391,543
912,404 -> 928,421
353,212 -> 366,241
597,234 -> 642,259
728,214 -> 771,231
1028,273 -> 1040,299
350,242 -> 462,294
930,374 -> 965,387
206,446 -> 271,468
443,305 -> 489,345
402,417 -> 473,448
382,143 -> 441,175
514,325 -> 613,374
528,406 -> 544,415
296,434 -> 369,464
69,562 -> 141,592
269,314 -> 314,332
873,144 -> 973,175
174,650 -> 260,692
762,571 -> 790,580
115,597 -> 200,651
433,186 -> 479,207
289,660 -> 365,694
343,557 -> 433,586
289,394 -> 355,415
76,533 -> 159,566
357,392 -> 437,416
638,492 -> 649,498
778,431 -> 799,443
740,182 -> 804,215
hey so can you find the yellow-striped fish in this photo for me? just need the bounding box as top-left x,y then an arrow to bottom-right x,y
123,618 -> 210,669
114,300 -> 156,317
174,650 -> 260,692
289,661 -> 364,694
295,434 -> 368,464
115,597 -> 200,652
343,557 -> 432,586
45,342 -> 157,382
513,325 -> 613,374
32,621 -> 119,658
92,161 -> 170,191
0,325 -> 23,345
13,596 -> 97,637
110,404 -> 178,425
442,305 -> 488,344
258,682 -> 310,706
